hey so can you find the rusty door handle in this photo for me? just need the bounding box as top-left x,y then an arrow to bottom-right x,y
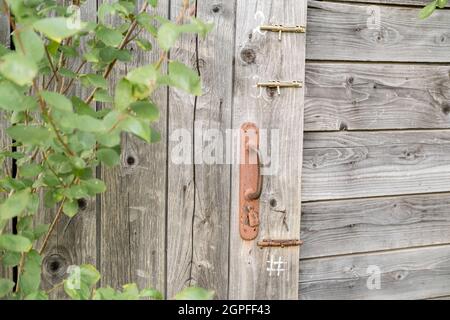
244,143 -> 263,201
239,123 -> 263,240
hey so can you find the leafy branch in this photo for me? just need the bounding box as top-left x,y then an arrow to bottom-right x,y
0,0 -> 213,301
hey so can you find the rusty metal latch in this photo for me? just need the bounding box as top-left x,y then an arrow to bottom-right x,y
257,239 -> 303,248
239,123 -> 263,240
260,24 -> 306,41
257,80 -> 303,96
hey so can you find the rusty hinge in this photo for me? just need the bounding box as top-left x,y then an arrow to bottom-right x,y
260,24 -> 306,41
257,80 -> 303,96
257,239 -> 303,248
239,123 -> 263,241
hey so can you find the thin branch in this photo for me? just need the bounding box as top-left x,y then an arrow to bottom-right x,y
37,95 -> 75,157
45,46 -> 62,86
85,2 -> 150,104
38,198 -> 67,255
61,60 -> 86,95
14,253 -> 26,293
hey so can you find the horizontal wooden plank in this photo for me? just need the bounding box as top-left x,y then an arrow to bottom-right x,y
301,193 -> 450,258
305,63 -> 450,131
299,245 -> 450,299
327,0 -> 447,6
306,0 -> 450,62
428,295 -> 450,300
302,131 -> 450,201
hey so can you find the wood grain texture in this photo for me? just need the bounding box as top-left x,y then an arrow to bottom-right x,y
328,0 -> 447,6
299,245 -> 450,300
99,0 -> 167,293
301,193 -> 450,259
38,1 -> 98,299
166,0 -> 235,299
0,7 -> 11,283
304,63 -> 450,131
306,0 -> 450,62
302,131 -> 450,201
229,0 -> 306,299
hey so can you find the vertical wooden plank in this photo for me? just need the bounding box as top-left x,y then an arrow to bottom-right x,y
39,1 -> 98,299
229,0 -> 307,299
99,0 -> 167,293
0,4 -> 11,282
166,0 -> 235,299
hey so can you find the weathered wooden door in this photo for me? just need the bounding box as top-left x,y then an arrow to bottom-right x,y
228,0 -> 307,299
166,0 -> 307,299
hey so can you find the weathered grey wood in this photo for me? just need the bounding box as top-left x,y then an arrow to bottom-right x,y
166,0 -> 235,299
428,295 -> 450,300
0,5 -> 11,284
303,131 -> 450,201
304,63 -> 450,131
301,193 -> 450,259
229,0 -> 306,299
306,0 -> 450,62
99,0 -> 167,293
38,1 -> 98,299
299,245 -> 450,300
329,0 -> 447,6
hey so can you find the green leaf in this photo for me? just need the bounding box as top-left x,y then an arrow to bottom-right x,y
59,114 -> 105,133
81,74 -> 108,89
420,1 -> 437,19
98,3 -> 116,24
25,291 -> 49,300
164,61 -> 202,96
59,67 -> 77,79
1,251 -> 21,267
0,234 -> 32,252
114,79 -> 135,111
130,101 -> 159,121
19,250 -> 42,296
97,148 -> 120,167
33,17 -> 85,43
0,188 -> 31,220
81,179 -> 106,195
7,125 -> 53,146
0,53 -> 38,86
0,278 -> 15,298
437,0 -> 448,8
63,199 -> 79,218
20,164 -> 43,178
140,288 -> 163,300
157,22 -> 180,51
64,264 -> 101,300
96,26 -> 123,47
122,117 -> 152,143
135,38 -> 152,51
117,283 -> 140,300
126,64 -> 158,87
33,224 -> 49,240
93,287 -> 118,300
137,13 -> 157,36
147,0 -> 158,8
0,43 -> 10,57
13,28 -> 45,63
0,81 -> 29,111
94,89 -> 114,103
41,91 -> 73,112
174,287 -> 215,300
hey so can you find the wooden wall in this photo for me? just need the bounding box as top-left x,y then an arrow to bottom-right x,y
300,0 -> 450,299
1,0 -> 307,300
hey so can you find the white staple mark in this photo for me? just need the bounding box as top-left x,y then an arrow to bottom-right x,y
266,255 -> 286,277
